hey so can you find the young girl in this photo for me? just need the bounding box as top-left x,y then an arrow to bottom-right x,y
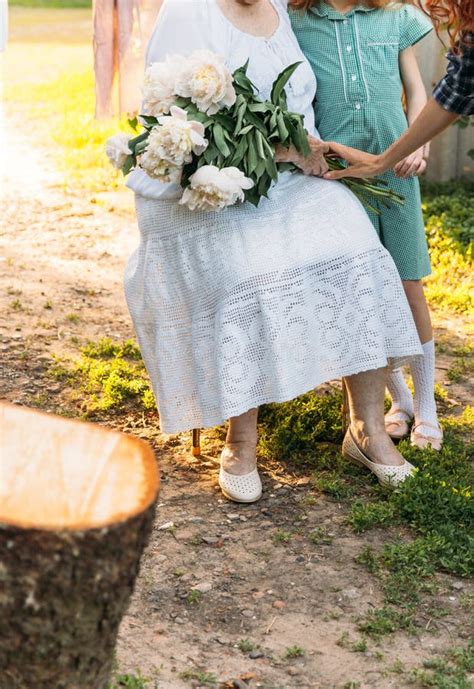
291,0 -> 443,451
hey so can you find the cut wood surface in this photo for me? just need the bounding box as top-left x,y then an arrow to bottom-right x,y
0,403 -> 160,689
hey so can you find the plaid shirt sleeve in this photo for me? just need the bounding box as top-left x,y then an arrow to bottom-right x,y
432,33 -> 474,116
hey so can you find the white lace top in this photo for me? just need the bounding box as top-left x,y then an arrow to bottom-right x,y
126,0 -> 318,200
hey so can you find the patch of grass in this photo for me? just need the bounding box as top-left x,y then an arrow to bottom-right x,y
313,472 -> 354,500
11,0 -> 91,6
238,638 -> 255,653
353,408 -> 474,637
409,641 -> 474,688
49,337 -> 154,414
186,589 -> 202,605
65,313 -> 81,323
446,344 -> 474,384
349,500 -> 398,533
272,529 -> 292,544
351,639 -> 368,653
357,606 -> 415,639
5,54 -> 130,192
258,388 -> 343,466
179,669 -> 218,686
110,672 -> 149,689
421,183 -> 473,315
284,646 -> 305,659
9,299 -> 23,311
308,527 -> 333,545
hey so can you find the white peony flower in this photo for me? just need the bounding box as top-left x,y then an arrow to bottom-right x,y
175,50 -> 236,115
180,165 -> 254,211
142,55 -> 185,116
105,133 -> 133,170
140,106 -> 208,182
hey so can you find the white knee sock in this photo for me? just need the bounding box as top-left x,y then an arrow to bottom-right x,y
410,339 -> 441,435
386,368 -> 414,417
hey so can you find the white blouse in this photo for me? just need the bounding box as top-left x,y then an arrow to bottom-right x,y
126,0 -> 318,200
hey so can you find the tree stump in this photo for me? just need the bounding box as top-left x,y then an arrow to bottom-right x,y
0,402 -> 160,689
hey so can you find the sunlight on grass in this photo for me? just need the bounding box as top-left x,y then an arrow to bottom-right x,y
4,9 -> 132,192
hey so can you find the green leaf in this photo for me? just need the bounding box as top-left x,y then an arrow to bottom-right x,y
128,131 -> 149,153
270,62 -> 302,106
255,131 -> 266,160
276,112 -> 290,142
213,113 -> 235,132
121,155 -> 135,176
203,143 -> 219,164
246,138 -> 259,175
127,116 -> 139,132
134,140 -> 148,155
232,64 -> 256,94
139,115 -> 158,126
265,155 -> 278,181
213,124 -> 231,157
228,136 -> 249,167
242,109 -> 268,134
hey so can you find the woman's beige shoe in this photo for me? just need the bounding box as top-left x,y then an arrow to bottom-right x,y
342,428 -> 416,488
411,422 -> 443,451
218,446 -> 262,503
384,409 -> 413,440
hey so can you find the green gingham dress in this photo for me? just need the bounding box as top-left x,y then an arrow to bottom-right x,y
291,2 -> 433,280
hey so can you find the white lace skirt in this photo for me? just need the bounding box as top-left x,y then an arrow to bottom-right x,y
124,174 -> 422,433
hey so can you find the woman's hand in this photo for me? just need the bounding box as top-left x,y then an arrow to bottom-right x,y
323,142 -> 385,180
275,137 -> 330,177
393,147 -> 428,178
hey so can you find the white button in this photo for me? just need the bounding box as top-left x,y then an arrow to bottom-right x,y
351,74 -> 357,81
355,103 -> 361,110
346,45 -> 352,52
343,19 -> 348,24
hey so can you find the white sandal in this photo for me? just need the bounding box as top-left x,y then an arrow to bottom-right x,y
411,421 -> 443,451
342,428 -> 415,488
384,408 -> 413,440
218,445 -> 262,503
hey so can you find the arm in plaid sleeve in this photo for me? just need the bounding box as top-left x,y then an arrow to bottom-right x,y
433,34 -> 474,116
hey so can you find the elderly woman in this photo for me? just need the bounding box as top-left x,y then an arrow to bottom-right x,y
124,0 -> 422,504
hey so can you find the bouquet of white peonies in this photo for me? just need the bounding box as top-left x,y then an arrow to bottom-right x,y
106,50 -> 403,213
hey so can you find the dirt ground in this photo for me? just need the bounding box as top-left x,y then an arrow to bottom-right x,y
1,103 -> 474,689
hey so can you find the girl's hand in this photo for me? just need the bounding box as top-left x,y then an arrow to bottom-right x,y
275,137 -> 329,177
393,147 -> 427,178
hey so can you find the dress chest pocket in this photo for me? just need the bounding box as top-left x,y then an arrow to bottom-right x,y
365,35 -> 400,74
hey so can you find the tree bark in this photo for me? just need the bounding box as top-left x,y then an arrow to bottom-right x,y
0,403 -> 159,689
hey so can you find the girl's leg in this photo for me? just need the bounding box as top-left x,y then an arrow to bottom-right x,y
402,280 -> 441,438
345,368 -> 406,466
221,407 -> 259,475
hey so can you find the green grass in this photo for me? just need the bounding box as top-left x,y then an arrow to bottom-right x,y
421,181 -> 474,315
350,409 -> 474,637
110,672 -> 149,689
11,1 -> 91,7
50,338 -> 155,415
284,646 -> 305,659
410,641 -> 474,688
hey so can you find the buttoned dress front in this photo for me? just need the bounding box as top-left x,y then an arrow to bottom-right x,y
291,3 -> 433,280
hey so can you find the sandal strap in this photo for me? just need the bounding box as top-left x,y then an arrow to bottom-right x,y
412,421 -> 441,434
385,409 -> 413,424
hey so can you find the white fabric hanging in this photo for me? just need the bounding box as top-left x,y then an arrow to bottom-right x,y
93,0 -> 162,118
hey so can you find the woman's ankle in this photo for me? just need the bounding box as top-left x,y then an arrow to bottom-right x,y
221,442 -> 257,475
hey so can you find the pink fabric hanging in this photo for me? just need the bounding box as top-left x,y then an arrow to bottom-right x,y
93,0 -> 162,118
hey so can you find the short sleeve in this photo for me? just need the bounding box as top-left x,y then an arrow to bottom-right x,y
145,0 -> 217,66
398,4 -> 433,52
